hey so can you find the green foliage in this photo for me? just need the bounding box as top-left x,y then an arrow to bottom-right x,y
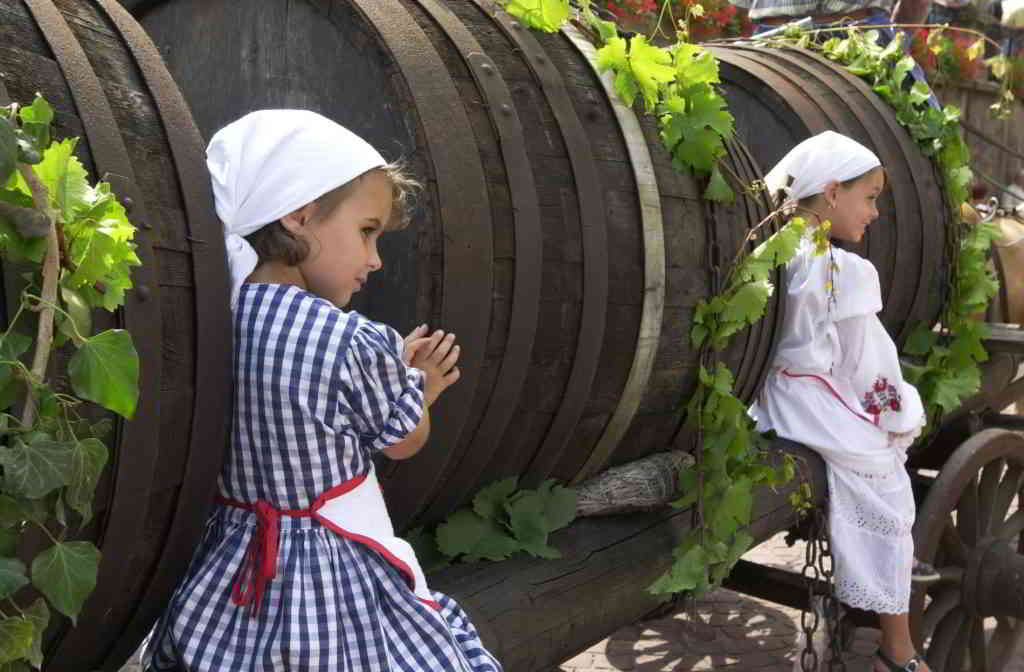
0,94 -> 142,668
764,25 -> 998,432
652,219 -> 810,597
579,2 -> 736,201
410,477 -> 577,565
499,0 -> 570,32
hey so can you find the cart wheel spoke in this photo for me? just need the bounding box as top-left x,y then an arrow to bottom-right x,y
941,519 -> 969,565
998,510 -> 1024,542
922,586 -> 962,637
969,617 -> 989,672
978,459 -> 1005,536
989,616 -> 1024,671
957,476 -> 981,548
989,464 -> 1022,535
928,606 -> 965,672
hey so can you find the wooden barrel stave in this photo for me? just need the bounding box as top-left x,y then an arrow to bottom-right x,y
131,0 -> 784,529
0,1 -> 231,669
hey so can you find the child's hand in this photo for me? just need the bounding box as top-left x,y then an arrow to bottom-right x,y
402,324 -> 429,365
406,328 -> 460,406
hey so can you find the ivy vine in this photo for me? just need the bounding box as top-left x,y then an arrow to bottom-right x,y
0,94 -> 141,668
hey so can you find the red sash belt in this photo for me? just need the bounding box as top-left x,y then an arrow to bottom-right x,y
216,473 -> 368,616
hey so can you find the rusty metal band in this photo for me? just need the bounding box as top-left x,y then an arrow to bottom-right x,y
20,0 -> 164,666
93,0 -> 233,663
720,138 -> 769,404
768,45 -> 938,344
408,0 -> 543,519
733,138 -> 786,404
562,23 -> 665,484
350,0 -> 493,525
798,45 -> 946,341
471,0 -> 609,486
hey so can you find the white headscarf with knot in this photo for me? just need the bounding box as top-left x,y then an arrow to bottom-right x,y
764,130 -> 880,204
206,109 -> 386,308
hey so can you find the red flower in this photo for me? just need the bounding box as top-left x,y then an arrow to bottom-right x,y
874,377 -> 887,393
867,403 -> 882,415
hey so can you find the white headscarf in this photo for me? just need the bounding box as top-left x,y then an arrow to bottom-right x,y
764,130 -> 880,203
206,110 -> 386,308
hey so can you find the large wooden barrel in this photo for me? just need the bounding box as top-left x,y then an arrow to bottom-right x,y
708,44 -> 954,345
127,0 -> 786,528
0,1 -> 231,669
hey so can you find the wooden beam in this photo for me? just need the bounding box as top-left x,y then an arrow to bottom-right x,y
431,442 -> 827,672
982,323 -> 1024,355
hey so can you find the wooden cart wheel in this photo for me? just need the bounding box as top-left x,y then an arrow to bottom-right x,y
911,428 -> 1024,672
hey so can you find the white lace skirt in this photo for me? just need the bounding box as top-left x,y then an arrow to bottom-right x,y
751,372 -> 918,614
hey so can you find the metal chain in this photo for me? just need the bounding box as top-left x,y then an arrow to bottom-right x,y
798,506 -> 847,672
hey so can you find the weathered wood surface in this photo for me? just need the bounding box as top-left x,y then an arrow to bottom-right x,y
131,0 -> 783,528
431,442 -> 827,672
933,81 -> 1024,198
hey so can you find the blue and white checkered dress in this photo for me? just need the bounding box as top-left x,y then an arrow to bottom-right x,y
143,283 -> 501,672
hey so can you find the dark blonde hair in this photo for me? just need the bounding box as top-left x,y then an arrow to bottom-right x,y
245,160 -> 422,266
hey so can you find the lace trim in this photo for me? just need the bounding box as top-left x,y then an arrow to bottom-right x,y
834,574 -> 909,614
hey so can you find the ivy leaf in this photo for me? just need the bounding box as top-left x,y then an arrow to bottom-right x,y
0,618 -> 33,665
436,510 -> 491,558
472,476 -> 518,522
501,0 -> 569,32
58,286 -> 92,344
68,329 -> 139,419
0,559 -> 28,601
0,436 -> 74,499
22,600 -> 47,669
30,541 -> 100,624
0,530 -> 18,557
0,331 -> 31,410
65,438 -> 108,525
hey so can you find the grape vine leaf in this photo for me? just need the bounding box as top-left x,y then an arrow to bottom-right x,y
649,544 -> 707,594
704,166 -> 733,203
674,43 -> 719,86
539,479 -> 576,532
68,329 -> 139,419
501,0 -> 569,32
30,541 -> 100,624
32,139 -> 89,225
722,279 -> 773,326
18,96 -> 53,154
628,37 -> 676,112
404,526 -> 451,572
436,509 -> 491,558
472,476 -> 518,521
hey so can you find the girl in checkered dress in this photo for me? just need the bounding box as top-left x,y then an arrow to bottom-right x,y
142,110 -> 502,672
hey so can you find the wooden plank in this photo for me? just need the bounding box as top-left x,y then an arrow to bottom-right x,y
982,322 -> 1024,354
432,441 -> 827,672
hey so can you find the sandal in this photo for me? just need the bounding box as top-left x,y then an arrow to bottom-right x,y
876,649 -> 926,672
911,558 -> 941,583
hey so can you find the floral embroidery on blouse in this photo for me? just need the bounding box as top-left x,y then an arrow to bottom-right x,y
861,376 -> 902,416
